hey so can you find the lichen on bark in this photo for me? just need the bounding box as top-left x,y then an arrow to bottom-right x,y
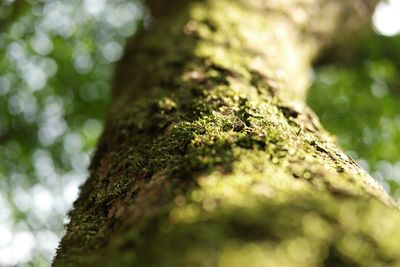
54,0 -> 400,266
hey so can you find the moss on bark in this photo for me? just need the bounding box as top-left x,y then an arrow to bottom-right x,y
53,0 -> 400,266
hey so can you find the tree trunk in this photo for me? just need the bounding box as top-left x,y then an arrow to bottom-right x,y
54,0 -> 400,266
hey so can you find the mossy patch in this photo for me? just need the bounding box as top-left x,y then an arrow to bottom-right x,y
54,0 -> 398,266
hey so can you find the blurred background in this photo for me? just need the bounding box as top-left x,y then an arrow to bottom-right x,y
0,0 -> 399,266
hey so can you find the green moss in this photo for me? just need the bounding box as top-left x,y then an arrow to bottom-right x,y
54,0 -> 398,266
61,167 -> 400,267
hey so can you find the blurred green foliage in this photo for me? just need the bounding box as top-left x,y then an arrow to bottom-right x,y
0,0 -> 400,266
308,34 -> 400,199
0,0 -> 144,265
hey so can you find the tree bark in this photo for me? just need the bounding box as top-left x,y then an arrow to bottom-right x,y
54,0 -> 400,266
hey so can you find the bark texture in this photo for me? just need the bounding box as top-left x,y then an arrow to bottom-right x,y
54,0 -> 400,266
